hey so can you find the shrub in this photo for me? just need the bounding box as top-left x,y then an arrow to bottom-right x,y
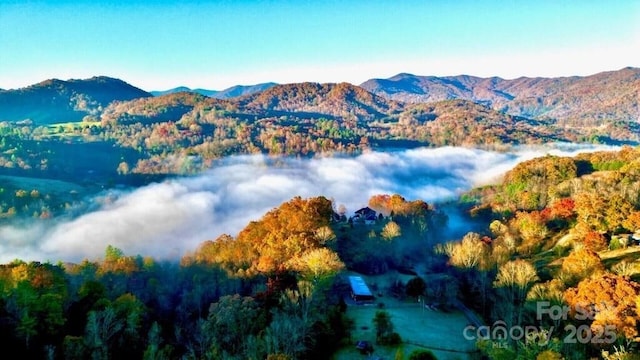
379,332 -> 402,346
408,349 -> 437,360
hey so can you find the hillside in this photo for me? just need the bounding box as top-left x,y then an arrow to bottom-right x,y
361,67 -> 640,129
393,99 -> 566,146
99,91 -> 226,125
0,76 -> 152,124
236,82 -> 405,121
0,70 -> 637,190
2,70 -> 638,144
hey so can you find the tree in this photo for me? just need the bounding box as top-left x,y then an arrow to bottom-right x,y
494,259 -> 539,327
235,196 -> 335,273
85,307 -> 124,360
560,246 -> 604,286
289,247 -> 344,284
406,276 -> 427,299
623,211 -> 640,232
314,226 -> 336,245
116,161 -> 130,175
574,192 -> 608,232
110,293 -> 146,358
105,245 -> 124,262
583,231 -> 608,252
604,194 -> 634,233
264,310 -> 307,359
372,310 -> 399,345
408,349 -> 438,360
381,221 -> 402,241
564,273 -> 640,341
143,322 -> 173,360
448,232 -> 490,270
205,294 -> 265,356
514,211 -> 549,254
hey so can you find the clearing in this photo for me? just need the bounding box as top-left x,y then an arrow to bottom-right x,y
333,271 -> 479,360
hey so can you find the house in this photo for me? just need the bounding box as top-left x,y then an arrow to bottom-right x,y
353,207 -> 378,225
631,231 -> 640,246
349,275 -> 375,303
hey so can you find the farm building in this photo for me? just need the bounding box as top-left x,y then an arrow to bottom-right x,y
349,275 -> 375,303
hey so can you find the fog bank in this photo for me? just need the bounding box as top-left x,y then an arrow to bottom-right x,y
0,143 -> 618,263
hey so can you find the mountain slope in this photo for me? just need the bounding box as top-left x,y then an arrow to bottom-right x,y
213,82 -> 278,99
100,91 -> 226,124
0,76 -> 152,124
237,82 -> 405,120
361,67 -> 640,126
392,99 -> 563,146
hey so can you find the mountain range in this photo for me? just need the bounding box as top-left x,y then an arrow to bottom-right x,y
360,67 -> 640,126
1,67 -> 638,144
150,82 -> 277,99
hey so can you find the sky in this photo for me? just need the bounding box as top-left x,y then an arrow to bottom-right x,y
1,0 -> 639,91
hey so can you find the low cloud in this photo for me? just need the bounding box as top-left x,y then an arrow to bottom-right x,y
0,143 -> 618,263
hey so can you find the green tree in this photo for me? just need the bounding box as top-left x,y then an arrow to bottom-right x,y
205,294 -> 266,356
373,310 -> 399,344
408,349 -> 437,360
406,276 -> 426,299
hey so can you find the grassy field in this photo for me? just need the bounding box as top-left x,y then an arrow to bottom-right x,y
333,271 -> 480,360
0,174 -> 85,194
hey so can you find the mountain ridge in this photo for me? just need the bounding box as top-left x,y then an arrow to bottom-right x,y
149,82 -> 277,99
360,66 -> 640,125
0,76 -> 152,124
1,67 -> 638,144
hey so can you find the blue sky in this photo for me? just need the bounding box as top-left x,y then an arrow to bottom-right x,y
1,0 -> 639,91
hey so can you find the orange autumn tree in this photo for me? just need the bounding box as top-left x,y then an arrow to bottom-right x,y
560,247 -> 605,286
237,196 -> 336,274
564,273 -> 640,342
183,196 -> 338,276
582,231 -> 608,252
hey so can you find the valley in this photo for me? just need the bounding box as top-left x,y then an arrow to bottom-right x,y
0,69 -> 639,359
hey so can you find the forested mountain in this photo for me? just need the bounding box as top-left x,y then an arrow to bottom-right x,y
99,91 -> 223,125
2,69 -> 640,359
235,82 -> 404,120
212,82 -> 278,99
150,82 -> 277,99
3,69 -> 639,146
0,76 -> 152,124
361,67 -> 640,127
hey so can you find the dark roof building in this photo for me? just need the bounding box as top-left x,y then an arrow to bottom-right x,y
353,207 -> 378,224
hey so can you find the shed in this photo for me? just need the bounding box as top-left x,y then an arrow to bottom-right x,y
349,275 -> 374,303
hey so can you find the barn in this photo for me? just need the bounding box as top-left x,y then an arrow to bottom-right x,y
349,275 -> 375,303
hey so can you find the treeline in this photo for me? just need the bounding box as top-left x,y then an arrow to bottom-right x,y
434,145 -> 640,359
0,194 -> 448,359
